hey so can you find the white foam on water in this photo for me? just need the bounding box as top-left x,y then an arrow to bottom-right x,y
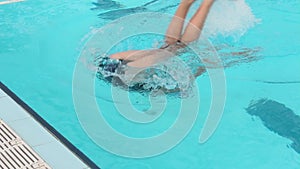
203,0 -> 260,39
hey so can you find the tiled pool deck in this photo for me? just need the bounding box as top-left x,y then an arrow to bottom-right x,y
0,82 -> 98,169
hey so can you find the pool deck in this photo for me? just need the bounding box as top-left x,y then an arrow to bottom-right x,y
0,82 -> 98,169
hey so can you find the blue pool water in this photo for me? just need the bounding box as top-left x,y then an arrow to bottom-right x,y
1,0 -> 300,168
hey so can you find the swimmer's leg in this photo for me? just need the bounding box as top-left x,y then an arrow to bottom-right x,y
181,0 -> 214,43
126,49 -> 173,68
110,50 -> 160,61
164,0 -> 195,45
110,50 -> 141,60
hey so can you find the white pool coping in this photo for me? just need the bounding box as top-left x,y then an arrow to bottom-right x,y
0,87 -> 93,169
0,0 -> 24,5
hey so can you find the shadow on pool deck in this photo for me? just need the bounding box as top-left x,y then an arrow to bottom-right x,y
246,99 -> 300,154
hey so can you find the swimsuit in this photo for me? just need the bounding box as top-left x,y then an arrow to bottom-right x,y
98,57 -> 130,73
96,42 -> 187,92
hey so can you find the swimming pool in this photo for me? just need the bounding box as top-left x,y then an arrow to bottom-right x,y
1,0 -> 300,168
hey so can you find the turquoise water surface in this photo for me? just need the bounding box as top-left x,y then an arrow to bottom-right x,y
1,0 -> 300,168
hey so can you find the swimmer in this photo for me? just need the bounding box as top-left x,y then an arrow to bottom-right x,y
97,0 -> 260,92
97,0 -> 215,91
109,0 -> 215,69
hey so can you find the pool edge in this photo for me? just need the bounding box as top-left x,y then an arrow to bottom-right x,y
0,81 -> 100,169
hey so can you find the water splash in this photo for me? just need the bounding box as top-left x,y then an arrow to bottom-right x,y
203,0 -> 260,39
